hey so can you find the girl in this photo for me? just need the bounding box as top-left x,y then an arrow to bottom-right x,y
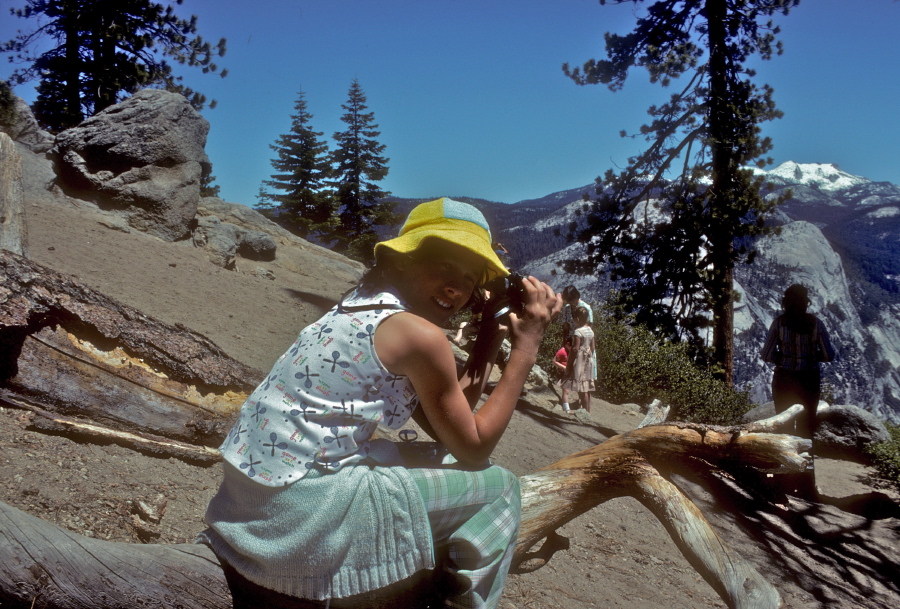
200,198 -> 562,608
561,306 -> 595,413
553,336 -> 573,412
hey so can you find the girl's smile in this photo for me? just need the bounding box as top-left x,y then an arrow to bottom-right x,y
395,240 -> 486,324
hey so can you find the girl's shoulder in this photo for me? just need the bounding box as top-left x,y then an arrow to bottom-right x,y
374,312 -> 454,377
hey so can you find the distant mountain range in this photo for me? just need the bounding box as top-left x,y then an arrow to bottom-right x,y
389,162 -> 900,422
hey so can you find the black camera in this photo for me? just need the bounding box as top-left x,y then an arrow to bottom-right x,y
483,272 -> 526,319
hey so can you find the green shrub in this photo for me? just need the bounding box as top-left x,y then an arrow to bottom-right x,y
536,311 -> 752,425
866,422 -> 900,491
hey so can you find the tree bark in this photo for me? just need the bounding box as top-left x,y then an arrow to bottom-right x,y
0,250 -> 260,446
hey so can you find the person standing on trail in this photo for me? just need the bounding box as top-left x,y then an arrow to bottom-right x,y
762,283 -> 835,498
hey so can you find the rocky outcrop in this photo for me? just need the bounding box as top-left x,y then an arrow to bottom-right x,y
192,215 -> 276,269
0,133 -> 27,256
815,404 -> 891,462
0,89 -> 54,154
53,89 -> 210,241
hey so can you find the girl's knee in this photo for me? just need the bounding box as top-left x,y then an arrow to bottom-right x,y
488,466 -> 521,510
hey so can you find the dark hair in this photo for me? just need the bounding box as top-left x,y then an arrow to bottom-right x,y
574,306 -> 590,326
782,284 -> 815,334
562,285 -> 580,302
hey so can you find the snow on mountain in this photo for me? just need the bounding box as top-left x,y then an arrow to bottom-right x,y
754,161 -> 871,193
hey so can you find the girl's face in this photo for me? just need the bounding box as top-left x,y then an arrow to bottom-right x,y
395,240 -> 485,325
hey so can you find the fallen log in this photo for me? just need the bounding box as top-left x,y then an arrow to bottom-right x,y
0,500 -> 232,609
0,250 -> 258,446
0,416 -> 808,609
515,422 -> 804,609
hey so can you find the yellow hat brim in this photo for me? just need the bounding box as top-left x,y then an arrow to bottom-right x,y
375,220 -> 509,281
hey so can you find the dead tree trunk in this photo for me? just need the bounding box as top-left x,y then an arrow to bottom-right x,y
514,423 -> 804,609
0,250 -> 259,447
0,416 -> 810,609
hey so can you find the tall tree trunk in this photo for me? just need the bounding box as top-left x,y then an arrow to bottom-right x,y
62,0 -> 84,127
705,0 -> 735,386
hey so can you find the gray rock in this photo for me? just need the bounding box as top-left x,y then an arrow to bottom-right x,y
238,230 -> 277,261
194,216 -> 240,269
53,89 -> 210,241
815,404 -> 891,462
1,93 -> 55,153
96,213 -> 132,234
741,402 -> 776,423
14,141 -> 63,203
253,267 -> 276,281
193,215 -> 277,268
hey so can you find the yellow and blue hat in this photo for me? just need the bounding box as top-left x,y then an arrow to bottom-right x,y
375,197 -> 509,280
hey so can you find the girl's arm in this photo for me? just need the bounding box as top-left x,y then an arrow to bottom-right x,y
377,277 -> 560,466
410,321 -> 506,440
457,319 -> 508,408
566,335 -> 582,376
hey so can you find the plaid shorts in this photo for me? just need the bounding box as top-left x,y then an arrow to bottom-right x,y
408,465 -> 521,609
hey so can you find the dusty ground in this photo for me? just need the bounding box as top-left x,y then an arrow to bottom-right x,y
1,197 -> 898,608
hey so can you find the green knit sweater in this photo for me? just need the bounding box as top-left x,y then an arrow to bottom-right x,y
200,440 -> 434,600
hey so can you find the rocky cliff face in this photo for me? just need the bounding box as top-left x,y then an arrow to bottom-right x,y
504,163 -> 900,422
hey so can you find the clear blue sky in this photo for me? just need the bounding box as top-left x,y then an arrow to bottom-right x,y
2,0 -> 898,205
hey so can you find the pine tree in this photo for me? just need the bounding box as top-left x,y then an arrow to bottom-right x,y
1,0 -> 227,132
562,0 -> 797,385
329,79 -> 393,262
257,89 -> 335,240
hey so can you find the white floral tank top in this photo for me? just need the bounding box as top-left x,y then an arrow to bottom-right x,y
220,287 -> 418,486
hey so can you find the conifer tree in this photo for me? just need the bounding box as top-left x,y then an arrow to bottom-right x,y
1,0 -> 227,132
257,89 -> 335,240
329,79 -> 393,262
563,0 -> 797,385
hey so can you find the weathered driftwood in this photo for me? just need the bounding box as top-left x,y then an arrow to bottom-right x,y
0,250 -> 258,447
515,420 -> 807,609
0,500 -> 232,609
0,416 -> 809,609
0,134 -> 27,256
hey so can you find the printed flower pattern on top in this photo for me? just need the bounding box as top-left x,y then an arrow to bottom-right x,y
220,288 -> 418,487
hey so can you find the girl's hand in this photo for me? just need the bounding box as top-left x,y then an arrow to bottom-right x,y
507,276 -> 562,354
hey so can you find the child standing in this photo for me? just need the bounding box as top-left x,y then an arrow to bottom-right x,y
553,336 -> 572,412
199,198 -> 562,608
561,307 -> 595,413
